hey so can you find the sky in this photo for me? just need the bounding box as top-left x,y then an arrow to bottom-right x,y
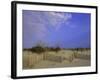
23,10 -> 91,48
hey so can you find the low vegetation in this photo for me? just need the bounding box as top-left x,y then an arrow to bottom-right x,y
23,45 -> 61,54
23,45 -> 90,54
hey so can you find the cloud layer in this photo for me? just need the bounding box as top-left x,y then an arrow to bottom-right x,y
23,10 -> 90,48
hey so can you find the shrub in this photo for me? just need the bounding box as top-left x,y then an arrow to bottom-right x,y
31,46 -> 45,54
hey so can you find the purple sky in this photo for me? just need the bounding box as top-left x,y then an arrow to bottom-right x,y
23,10 -> 91,48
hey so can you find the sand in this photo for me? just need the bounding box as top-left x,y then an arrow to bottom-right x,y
23,49 -> 91,69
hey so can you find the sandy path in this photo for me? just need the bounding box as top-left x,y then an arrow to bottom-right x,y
29,58 -> 90,69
